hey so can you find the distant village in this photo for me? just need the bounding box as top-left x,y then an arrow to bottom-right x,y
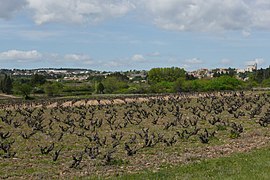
188,63 -> 257,80
0,68 -> 148,83
0,63 -> 257,82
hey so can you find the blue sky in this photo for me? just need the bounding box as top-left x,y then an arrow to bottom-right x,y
0,0 -> 269,71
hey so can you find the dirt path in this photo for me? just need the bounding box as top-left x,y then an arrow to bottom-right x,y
0,93 -> 19,99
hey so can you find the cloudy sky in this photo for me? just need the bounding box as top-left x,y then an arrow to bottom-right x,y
0,0 -> 269,71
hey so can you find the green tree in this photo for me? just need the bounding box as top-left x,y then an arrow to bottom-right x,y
107,72 -> 129,81
0,79 -> 2,92
148,67 -> 186,84
261,78 -> 270,87
5,75 -> 13,94
228,68 -> 236,77
103,77 -> 128,94
207,76 -> 243,91
250,66 -> 270,84
88,75 -> 105,82
150,81 -> 174,93
182,79 -> 209,92
186,74 -> 197,80
44,82 -> 63,97
31,74 -> 47,85
244,79 -> 258,90
174,77 -> 186,92
0,74 -> 13,94
96,82 -> 105,94
213,72 -> 221,78
13,82 -> 33,99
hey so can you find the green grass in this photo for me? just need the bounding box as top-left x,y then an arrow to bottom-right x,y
114,146 -> 270,180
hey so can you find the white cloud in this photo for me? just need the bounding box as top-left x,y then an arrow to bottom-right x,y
0,0 -> 27,19
147,52 -> 161,57
24,0 -> 270,32
65,54 -> 90,61
3,0 -> 270,33
220,58 -> 233,65
245,58 -> 265,65
181,58 -> 204,71
104,61 -> 124,68
139,0 -> 270,32
18,30 -> 62,40
0,50 -> 42,61
26,0 -> 135,25
0,50 -> 97,66
63,54 -> 95,66
242,30 -> 251,37
184,58 -> 203,65
131,54 -> 145,62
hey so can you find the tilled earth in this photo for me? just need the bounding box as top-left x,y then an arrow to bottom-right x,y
0,92 -> 270,179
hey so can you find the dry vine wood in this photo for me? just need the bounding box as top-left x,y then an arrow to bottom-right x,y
0,91 -> 269,178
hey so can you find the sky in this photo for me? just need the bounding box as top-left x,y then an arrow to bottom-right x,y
0,0 -> 270,71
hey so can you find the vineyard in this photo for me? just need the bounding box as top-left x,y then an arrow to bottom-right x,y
0,91 -> 270,179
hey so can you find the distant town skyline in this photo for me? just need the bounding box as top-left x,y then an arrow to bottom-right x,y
0,1 -> 270,71
0,63 -> 258,83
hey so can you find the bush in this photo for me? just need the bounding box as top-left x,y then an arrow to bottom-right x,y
150,81 -> 174,93
62,84 -> 93,93
261,78 -> 270,87
148,67 -> 186,84
179,76 -> 244,92
44,82 -> 63,97
181,79 -> 209,92
103,77 -> 129,94
207,76 -> 243,91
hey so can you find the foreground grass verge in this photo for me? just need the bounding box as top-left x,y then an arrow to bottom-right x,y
113,146 -> 270,180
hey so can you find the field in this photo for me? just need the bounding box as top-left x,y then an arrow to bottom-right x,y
0,91 -> 270,179
117,146 -> 270,180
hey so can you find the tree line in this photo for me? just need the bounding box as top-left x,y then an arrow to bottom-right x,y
1,66 -> 270,99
